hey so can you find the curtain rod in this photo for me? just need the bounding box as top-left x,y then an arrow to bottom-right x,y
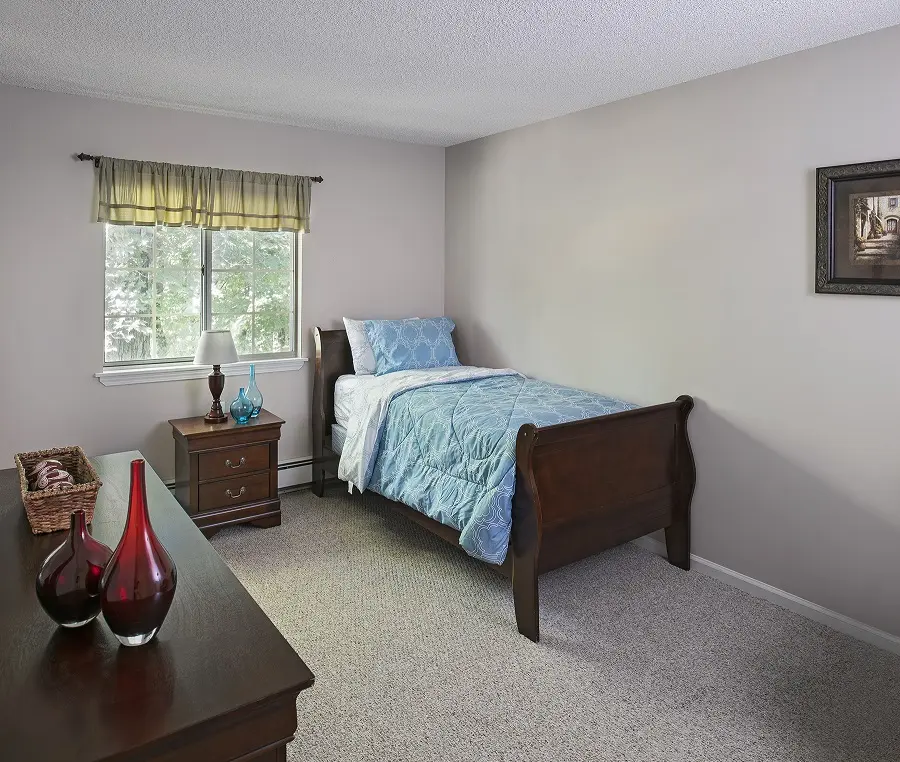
75,153 -> 324,183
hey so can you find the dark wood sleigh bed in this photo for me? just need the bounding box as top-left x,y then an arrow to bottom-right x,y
311,327 -> 696,642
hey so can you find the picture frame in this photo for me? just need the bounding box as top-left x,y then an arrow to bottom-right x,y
816,158 -> 900,296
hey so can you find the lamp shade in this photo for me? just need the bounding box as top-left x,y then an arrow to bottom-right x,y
194,330 -> 238,366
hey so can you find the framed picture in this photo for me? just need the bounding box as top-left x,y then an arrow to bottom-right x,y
816,158 -> 900,295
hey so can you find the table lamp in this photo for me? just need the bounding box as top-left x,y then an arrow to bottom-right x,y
194,330 -> 239,423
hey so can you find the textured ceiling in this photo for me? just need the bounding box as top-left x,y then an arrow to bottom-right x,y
0,1 -> 897,146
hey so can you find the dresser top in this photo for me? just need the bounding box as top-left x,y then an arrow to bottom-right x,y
0,451 -> 312,761
169,408 -> 284,440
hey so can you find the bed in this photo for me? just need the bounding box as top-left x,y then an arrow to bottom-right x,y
312,327 -> 696,642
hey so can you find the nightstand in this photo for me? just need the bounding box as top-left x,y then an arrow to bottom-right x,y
169,409 -> 284,537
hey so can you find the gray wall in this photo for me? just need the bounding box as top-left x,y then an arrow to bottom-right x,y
0,84 -> 445,480
446,25 -> 900,636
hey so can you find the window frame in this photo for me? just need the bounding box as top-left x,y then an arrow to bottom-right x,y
103,224 -> 300,368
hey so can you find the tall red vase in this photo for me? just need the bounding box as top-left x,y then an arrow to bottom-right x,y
35,509 -> 112,628
101,459 -> 177,646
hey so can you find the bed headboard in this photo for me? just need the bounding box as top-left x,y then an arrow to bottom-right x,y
312,327 -> 353,459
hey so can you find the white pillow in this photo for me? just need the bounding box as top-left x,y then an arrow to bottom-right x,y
343,318 -> 376,375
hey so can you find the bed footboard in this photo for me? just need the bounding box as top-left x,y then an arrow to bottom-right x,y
511,395 -> 695,641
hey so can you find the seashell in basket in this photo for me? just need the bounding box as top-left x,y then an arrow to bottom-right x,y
29,462 -> 65,488
27,459 -> 65,482
45,478 -> 75,491
33,467 -> 75,491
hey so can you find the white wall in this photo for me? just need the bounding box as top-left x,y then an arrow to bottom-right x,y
446,25 -> 900,637
0,84 -> 445,480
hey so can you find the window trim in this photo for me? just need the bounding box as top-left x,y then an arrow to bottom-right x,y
95,356 -> 307,387
103,225 -> 300,367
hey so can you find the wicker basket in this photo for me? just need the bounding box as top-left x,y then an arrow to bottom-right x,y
14,446 -> 102,534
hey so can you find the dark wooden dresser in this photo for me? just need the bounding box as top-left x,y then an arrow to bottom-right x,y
0,451 -> 314,762
169,409 -> 284,537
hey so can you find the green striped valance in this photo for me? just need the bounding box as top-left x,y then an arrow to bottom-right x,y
94,156 -> 312,232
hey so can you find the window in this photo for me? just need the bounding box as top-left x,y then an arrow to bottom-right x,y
104,225 -> 298,365
890,197 -> 898,208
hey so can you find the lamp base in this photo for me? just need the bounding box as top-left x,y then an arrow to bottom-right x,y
204,365 -> 228,424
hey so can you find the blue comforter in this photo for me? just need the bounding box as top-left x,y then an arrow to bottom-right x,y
365,374 -> 637,564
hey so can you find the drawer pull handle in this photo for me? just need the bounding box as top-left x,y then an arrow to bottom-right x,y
225,457 -> 246,469
226,487 -> 246,500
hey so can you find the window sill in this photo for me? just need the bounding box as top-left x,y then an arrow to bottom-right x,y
95,357 -> 307,387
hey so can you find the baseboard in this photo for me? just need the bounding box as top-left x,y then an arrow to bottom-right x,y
632,536 -> 900,656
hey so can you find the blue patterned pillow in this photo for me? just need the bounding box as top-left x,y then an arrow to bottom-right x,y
364,317 -> 460,375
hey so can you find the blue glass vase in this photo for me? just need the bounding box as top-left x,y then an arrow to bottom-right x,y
246,364 -> 263,418
230,387 -> 253,424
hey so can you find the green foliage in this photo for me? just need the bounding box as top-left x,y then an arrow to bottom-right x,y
210,230 -> 294,356
104,225 -> 296,363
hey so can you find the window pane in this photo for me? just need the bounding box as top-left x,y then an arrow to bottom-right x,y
255,232 -> 294,270
211,313 -> 253,356
211,230 -> 253,269
105,226 -> 152,269
155,227 -> 204,269
156,269 -> 201,316
254,309 -> 292,354
211,271 -> 252,314
156,315 -> 202,359
105,270 -> 152,316
210,230 -> 296,358
105,317 -> 153,362
254,270 -> 293,311
104,225 -> 201,364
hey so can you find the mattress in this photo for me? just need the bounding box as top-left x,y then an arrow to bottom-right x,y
332,424 -> 347,454
333,373 -> 374,429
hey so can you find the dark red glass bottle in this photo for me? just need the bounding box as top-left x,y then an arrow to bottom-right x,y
36,509 -> 112,628
101,459 -> 177,647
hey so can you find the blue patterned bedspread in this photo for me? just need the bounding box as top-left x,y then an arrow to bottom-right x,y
362,373 -> 638,564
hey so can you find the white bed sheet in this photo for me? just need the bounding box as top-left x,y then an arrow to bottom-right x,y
334,373 -> 375,429
331,424 -> 347,454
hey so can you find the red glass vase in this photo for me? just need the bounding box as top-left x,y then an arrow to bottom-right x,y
101,459 -> 177,647
36,509 -> 112,628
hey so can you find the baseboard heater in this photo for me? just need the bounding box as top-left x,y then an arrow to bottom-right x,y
164,456 -> 336,494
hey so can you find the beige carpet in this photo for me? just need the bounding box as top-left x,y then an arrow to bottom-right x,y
210,488 -> 900,762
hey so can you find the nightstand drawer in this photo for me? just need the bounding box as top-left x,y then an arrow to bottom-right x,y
198,472 -> 271,512
198,444 -> 269,482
